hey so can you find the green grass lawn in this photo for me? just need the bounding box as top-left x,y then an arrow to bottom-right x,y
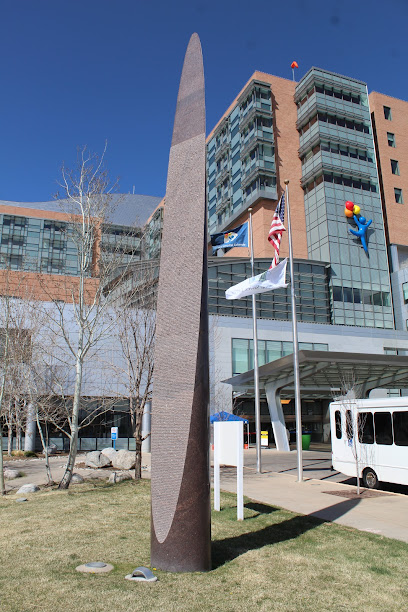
0,480 -> 407,612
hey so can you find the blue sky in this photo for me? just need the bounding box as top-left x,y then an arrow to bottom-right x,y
1,0 -> 407,202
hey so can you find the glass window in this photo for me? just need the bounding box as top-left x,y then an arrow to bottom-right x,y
387,132 -> 396,147
335,410 -> 342,439
232,339 -> 249,375
346,410 -> 353,440
395,188 -> 403,204
391,159 -> 400,175
266,341 -> 282,362
358,412 -> 374,444
384,106 -> 392,120
393,411 -> 408,446
374,412 -> 393,445
403,282 -> 408,304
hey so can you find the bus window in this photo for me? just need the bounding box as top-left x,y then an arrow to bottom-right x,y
346,410 -> 353,440
358,411 -> 374,444
335,410 -> 342,438
374,411 -> 393,445
393,411 -> 408,446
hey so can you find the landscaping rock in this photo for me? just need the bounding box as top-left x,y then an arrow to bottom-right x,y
17,483 -> 40,494
45,443 -> 58,455
85,451 -> 111,469
4,469 -> 20,480
108,471 -> 132,483
101,447 -> 117,462
71,473 -> 84,484
111,449 -> 135,471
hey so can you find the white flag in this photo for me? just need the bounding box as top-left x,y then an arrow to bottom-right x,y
225,258 -> 288,300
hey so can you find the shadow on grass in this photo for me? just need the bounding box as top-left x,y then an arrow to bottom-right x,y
212,497 -> 362,568
244,501 -> 279,519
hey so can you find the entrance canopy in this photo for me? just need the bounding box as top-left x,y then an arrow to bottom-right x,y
223,350 -> 408,398
223,350 -> 408,451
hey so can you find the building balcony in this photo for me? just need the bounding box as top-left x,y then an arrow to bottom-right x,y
241,163 -> 276,189
215,167 -> 230,187
301,156 -> 375,187
239,105 -> 273,132
214,140 -> 230,162
216,196 -> 231,214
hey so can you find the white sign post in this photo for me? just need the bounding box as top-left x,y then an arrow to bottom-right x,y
111,426 -> 118,450
214,421 -> 244,520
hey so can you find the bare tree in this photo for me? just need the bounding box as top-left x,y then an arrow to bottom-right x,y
38,144 -> 141,489
113,260 -> 156,479
0,279 -> 36,491
333,373 -> 366,495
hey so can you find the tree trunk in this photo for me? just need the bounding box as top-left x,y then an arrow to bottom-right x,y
58,353 -> 83,490
134,435 -> 142,480
36,413 -> 54,486
0,422 -> 5,495
16,424 -> 22,452
7,426 -> 13,456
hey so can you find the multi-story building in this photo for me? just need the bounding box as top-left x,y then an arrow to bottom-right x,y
206,68 -> 408,442
0,194 -> 161,451
369,92 -> 408,332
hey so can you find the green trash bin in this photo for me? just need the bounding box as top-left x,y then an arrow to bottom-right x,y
302,433 -> 312,450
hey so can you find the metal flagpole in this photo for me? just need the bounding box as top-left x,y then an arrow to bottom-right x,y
284,180 -> 303,482
248,208 -> 262,474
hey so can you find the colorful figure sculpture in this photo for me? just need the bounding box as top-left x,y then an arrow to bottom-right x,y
349,215 -> 372,254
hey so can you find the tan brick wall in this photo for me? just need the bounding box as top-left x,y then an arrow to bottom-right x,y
0,269 -> 99,303
210,72 -> 307,261
0,204 -> 99,302
369,92 -> 408,246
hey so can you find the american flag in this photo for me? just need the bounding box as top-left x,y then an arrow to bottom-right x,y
268,194 -> 286,268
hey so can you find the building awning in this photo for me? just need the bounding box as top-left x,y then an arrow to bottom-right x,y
222,350 -> 408,399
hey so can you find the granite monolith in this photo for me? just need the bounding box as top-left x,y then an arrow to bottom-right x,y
150,32 -> 210,572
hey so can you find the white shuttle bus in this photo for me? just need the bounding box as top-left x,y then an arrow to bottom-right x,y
330,397 -> 408,489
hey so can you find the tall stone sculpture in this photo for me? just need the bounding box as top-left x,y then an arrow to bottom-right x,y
150,33 -> 211,572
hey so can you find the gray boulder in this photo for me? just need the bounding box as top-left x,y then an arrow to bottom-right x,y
101,447 -> 117,462
71,473 -> 84,484
111,449 -> 135,471
17,483 -> 40,494
45,443 -> 58,455
108,471 -> 132,483
85,451 -> 111,469
4,469 -> 20,480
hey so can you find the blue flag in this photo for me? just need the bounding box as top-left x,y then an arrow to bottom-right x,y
210,223 -> 249,254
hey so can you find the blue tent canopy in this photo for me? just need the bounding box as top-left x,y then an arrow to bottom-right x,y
210,411 -> 249,424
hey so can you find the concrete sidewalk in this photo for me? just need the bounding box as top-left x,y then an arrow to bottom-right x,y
216,461 -> 408,543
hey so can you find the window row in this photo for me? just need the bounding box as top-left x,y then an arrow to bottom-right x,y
333,286 -> 391,307
299,112 -> 370,135
298,84 -> 362,108
304,172 -> 378,194
302,141 -> 373,164
232,338 -> 328,375
335,409 -> 408,447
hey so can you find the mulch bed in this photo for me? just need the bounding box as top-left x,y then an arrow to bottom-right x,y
323,489 -> 392,499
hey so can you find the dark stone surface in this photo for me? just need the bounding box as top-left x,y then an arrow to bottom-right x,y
151,32 -> 211,572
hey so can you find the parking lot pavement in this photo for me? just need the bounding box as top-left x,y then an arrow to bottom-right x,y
241,446 -> 350,484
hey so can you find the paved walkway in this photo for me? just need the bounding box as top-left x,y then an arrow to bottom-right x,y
216,448 -> 408,543
5,449 -> 408,544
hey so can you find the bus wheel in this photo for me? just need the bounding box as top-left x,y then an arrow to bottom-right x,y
362,468 -> 379,490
